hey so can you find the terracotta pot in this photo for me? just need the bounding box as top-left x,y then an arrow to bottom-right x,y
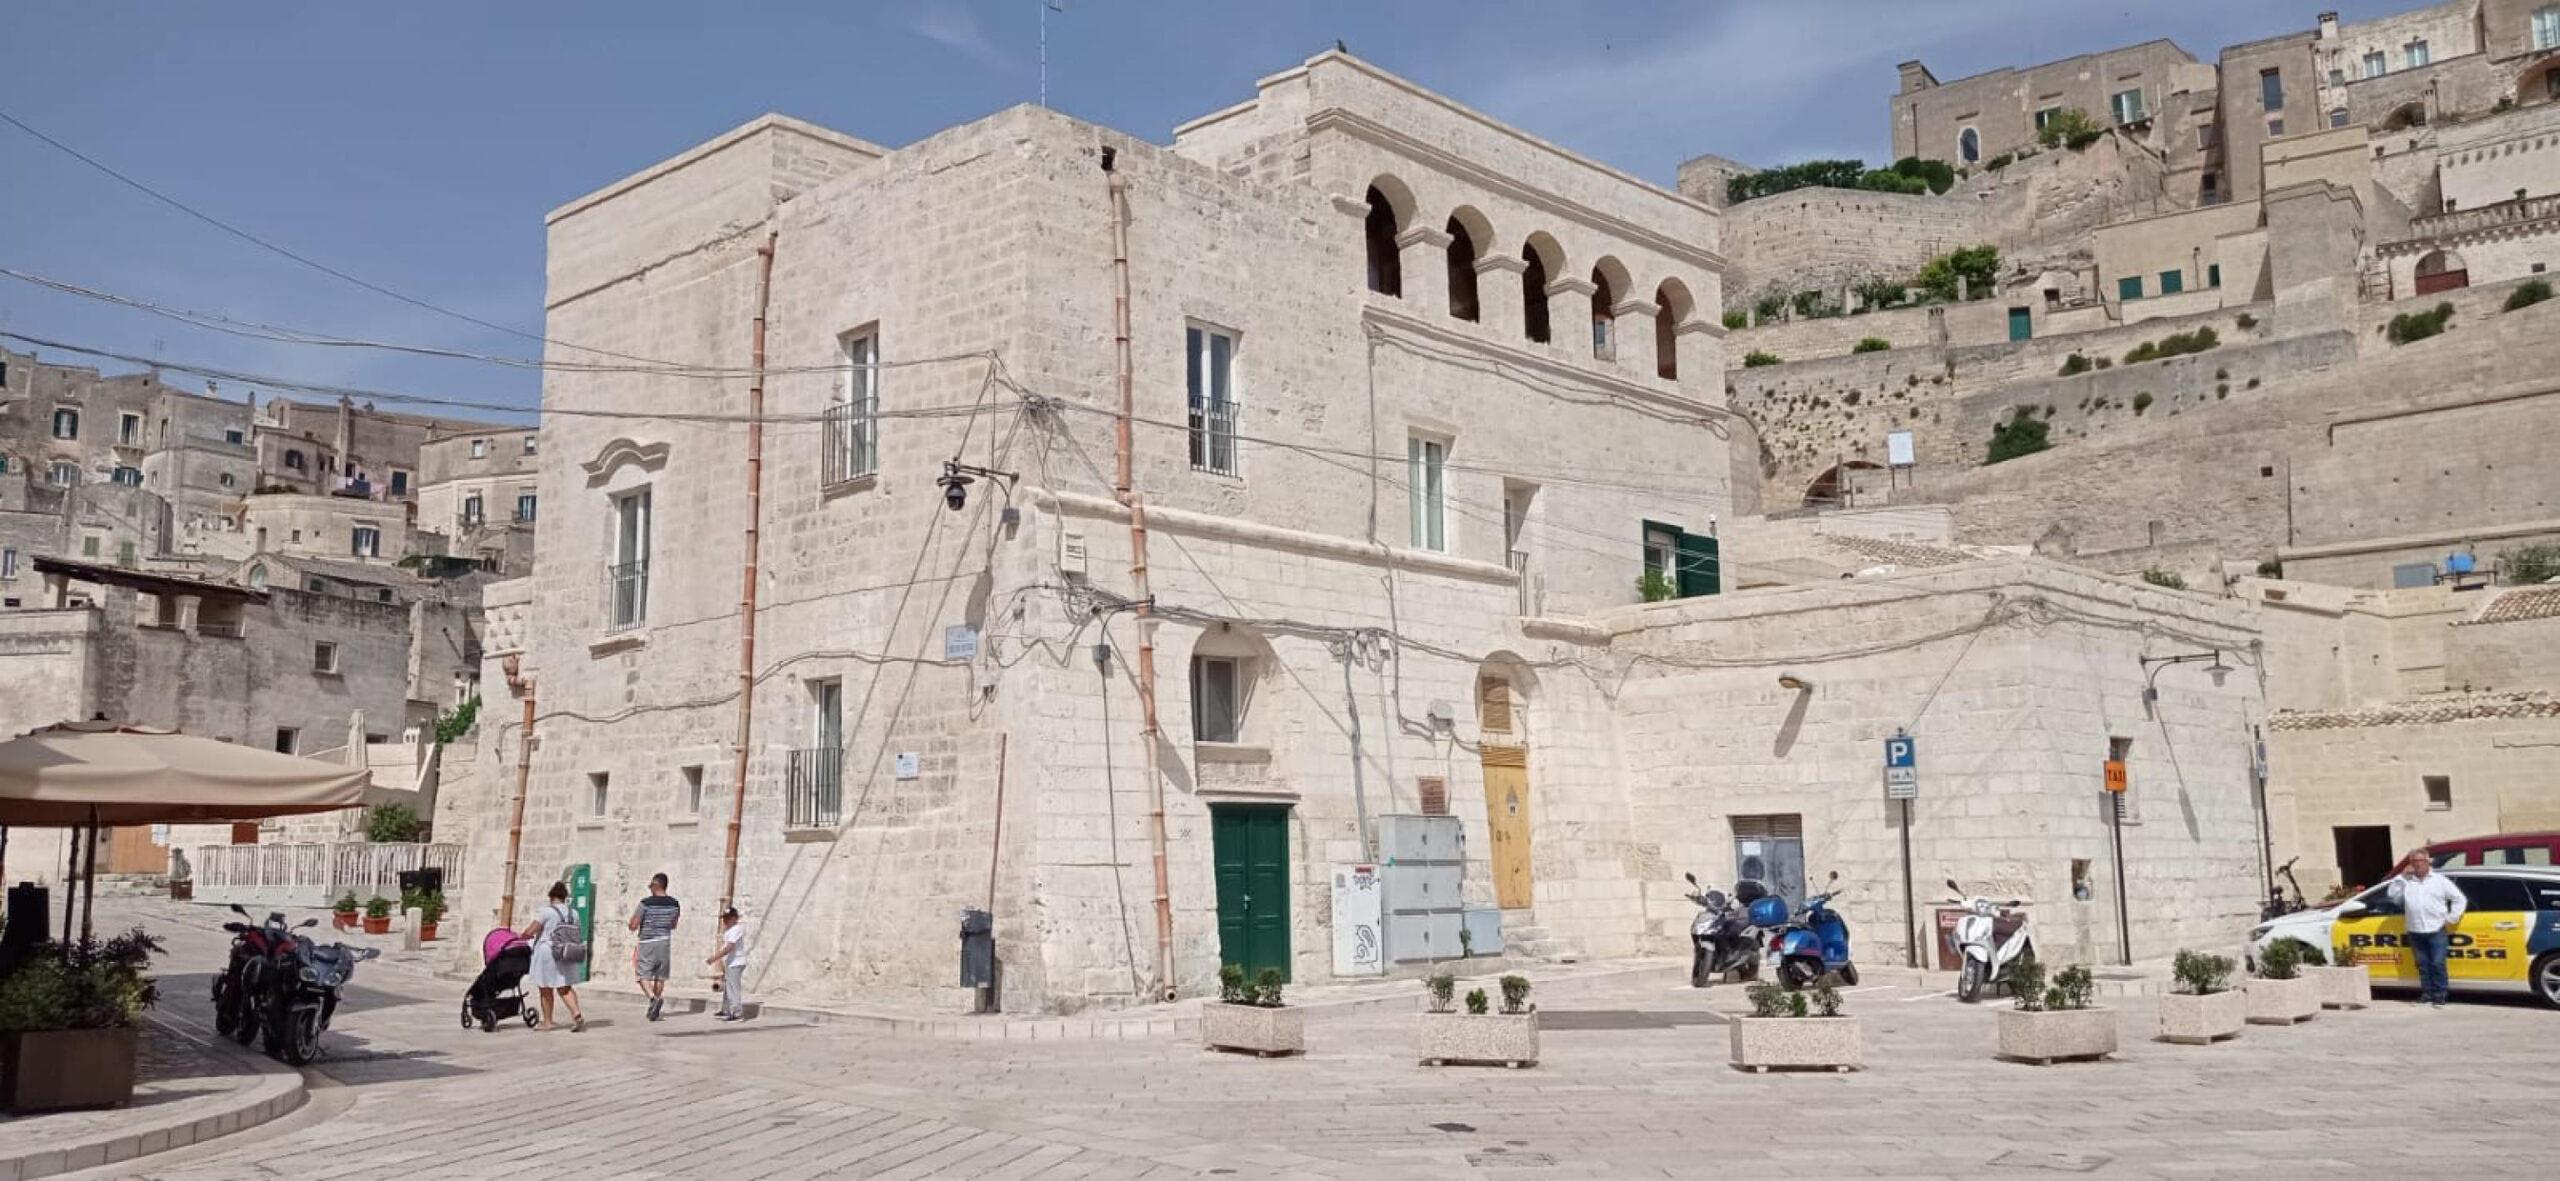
419,921 -> 440,942
362,915 -> 391,935
3,1028 -> 138,1112
1201,1002 -> 1304,1057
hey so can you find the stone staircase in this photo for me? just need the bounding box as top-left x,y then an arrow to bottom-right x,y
1500,909 -> 1583,963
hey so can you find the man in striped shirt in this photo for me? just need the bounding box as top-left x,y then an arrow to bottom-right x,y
628,873 -> 681,1021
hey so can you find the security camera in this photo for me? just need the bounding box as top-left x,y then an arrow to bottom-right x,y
938,465 -> 975,512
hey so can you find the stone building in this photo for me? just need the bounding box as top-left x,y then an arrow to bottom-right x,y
1891,42 -> 2211,174
431,51 -> 2270,1017
414,426 -> 540,574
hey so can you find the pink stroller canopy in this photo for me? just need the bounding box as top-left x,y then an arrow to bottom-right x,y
483,928 -> 527,964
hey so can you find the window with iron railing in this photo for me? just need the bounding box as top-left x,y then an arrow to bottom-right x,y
825,331 -> 880,485
1187,324 -> 1238,476
607,487 -> 650,630
787,746 -> 844,829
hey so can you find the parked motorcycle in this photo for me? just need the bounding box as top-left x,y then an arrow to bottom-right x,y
1773,871 -> 1859,989
257,922 -> 378,1066
1944,879 -> 2034,1003
2260,856 -> 2308,921
1682,873 -> 1767,987
213,905 -> 293,1046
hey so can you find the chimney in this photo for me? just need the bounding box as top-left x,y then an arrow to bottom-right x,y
1897,60 -> 1939,94
2317,12 -> 2339,41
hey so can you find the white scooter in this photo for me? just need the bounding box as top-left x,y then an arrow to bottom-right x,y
1944,879 -> 2034,1004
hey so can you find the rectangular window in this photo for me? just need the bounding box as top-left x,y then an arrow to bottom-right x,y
588,772 -> 609,819
273,728 -> 298,754
2540,8 -> 2560,51
313,641 -> 339,674
111,467 -> 142,487
82,536 -> 100,558
2405,40 -> 2429,69
680,765 -> 704,816
1407,436 -> 1446,552
825,330 -> 879,484
2159,270 -> 2185,296
118,414 -> 141,445
48,462 -> 76,487
610,487 -> 651,630
2328,68 -> 2346,87
224,428 -> 245,445
116,540 -> 135,568
2261,68 -> 2284,110
1643,526 -> 1678,585
523,436 -> 538,455
2110,88 -> 2145,124
2035,106 -> 2060,131
389,470 -> 408,496
1191,655 -> 1243,743
51,408 -> 78,440
2202,171 -> 2221,201
2117,275 -> 2144,302
810,678 -> 843,751
0,548 -> 14,580
2423,775 -> 2452,811
1186,324 -> 1239,476
2330,108 -> 2350,129
2198,124 -> 2218,150
470,439 -> 487,459
461,494 -> 483,525
351,526 -> 380,557
2208,264 -> 2223,288
515,492 -> 537,522
2362,51 -> 2387,79
1641,520 -> 1720,599
2268,117 -> 2286,138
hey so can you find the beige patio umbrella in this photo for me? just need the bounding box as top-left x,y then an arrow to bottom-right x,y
0,722 -> 368,940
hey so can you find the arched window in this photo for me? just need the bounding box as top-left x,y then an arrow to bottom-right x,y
1364,186 -> 1403,297
1589,260 -> 1623,359
1655,280 -> 1693,381
1959,127 -> 1981,164
1445,215 -> 1481,322
1520,234 -> 1561,345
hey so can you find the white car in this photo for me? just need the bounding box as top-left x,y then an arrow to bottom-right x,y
2250,897 -> 2349,971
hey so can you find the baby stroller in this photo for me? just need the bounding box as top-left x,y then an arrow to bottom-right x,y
463,929 -> 541,1032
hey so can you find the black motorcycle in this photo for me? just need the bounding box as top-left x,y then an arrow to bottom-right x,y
258,924 -> 377,1066
1683,872 -> 1769,987
213,905 -> 295,1046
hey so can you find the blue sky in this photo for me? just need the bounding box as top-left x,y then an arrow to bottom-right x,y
0,1 -> 2413,417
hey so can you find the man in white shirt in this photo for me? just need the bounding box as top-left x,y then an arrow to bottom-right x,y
2385,850 -> 2467,1007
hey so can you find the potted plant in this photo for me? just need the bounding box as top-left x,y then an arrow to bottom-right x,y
332,890 -> 362,931
1202,966 -> 1302,1058
2245,937 -> 2321,1025
362,894 -> 394,936
2288,938 -> 2371,1009
2156,950 -> 2245,1045
414,890 -> 446,942
1730,981 -> 1861,1073
1415,972 -> 1540,1068
1995,957 -> 2117,1065
0,928 -> 162,1112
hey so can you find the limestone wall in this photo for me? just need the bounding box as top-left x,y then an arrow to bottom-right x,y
2268,709 -> 2560,897
1721,187 -> 1979,303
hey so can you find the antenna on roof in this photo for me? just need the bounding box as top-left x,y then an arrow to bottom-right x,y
1040,0 -> 1067,109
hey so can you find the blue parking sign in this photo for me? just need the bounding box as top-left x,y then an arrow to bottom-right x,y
1885,735 -> 1917,769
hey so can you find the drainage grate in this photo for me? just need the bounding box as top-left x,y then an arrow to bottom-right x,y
1988,1149 -> 2113,1172
1466,1149 -> 1559,1169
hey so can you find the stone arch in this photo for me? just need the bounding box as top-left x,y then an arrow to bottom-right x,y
1803,460 -> 1883,509
1474,652 -> 1539,745
1181,623 -> 1284,749
1589,255 -> 1631,358
2415,248 -> 2469,294
1363,177 -> 1412,297
1654,278 -> 1695,381
2515,55 -> 2560,106
1958,126 -> 1981,164
1519,232 -> 1566,345
1444,206 -> 1494,323
2382,101 -> 2428,131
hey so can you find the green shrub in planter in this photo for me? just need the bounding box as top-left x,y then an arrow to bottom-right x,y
1464,988 -> 1489,1015
0,928 -> 163,1112
364,895 -> 394,920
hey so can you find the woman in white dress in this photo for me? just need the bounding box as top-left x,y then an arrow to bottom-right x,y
519,880 -> 588,1032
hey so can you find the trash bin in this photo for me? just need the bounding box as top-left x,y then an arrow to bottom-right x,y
960,909 -> 994,988
397,867 -> 445,898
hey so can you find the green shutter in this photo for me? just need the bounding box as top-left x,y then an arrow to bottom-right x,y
2117,276 -> 2143,301
1675,531 -> 1720,598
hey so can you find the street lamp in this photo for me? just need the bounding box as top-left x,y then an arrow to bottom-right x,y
2140,649 -> 2233,715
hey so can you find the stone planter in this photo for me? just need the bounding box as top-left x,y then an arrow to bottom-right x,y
2245,975 -> 2321,1025
3,1028 -> 138,1113
1202,1002 -> 1303,1058
2306,964 -> 2370,1009
2155,990 -> 2246,1045
1995,1007 -> 2118,1065
1413,1011 -> 1539,1068
1729,1016 -> 1862,1073
362,915 -> 391,935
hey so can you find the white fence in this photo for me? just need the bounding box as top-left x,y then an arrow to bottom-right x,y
188,842 -> 465,909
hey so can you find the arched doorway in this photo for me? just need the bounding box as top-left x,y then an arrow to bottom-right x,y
1475,660 -> 1537,910
1803,461 -> 1884,509
2415,249 -> 2469,295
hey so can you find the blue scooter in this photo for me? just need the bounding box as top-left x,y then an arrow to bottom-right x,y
1773,871 -> 1859,989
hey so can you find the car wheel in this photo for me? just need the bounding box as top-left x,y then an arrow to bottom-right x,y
2533,952 -> 2560,1010
1957,959 -> 1986,1003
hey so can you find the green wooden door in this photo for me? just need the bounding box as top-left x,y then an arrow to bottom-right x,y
2007,307 -> 2033,342
1212,805 -> 1291,981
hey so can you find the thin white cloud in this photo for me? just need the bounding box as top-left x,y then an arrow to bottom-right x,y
909,1 -> 1022,77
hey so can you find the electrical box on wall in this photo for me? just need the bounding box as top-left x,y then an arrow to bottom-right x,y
1059,531 -> 1088,578
1330,864 -> 1383,977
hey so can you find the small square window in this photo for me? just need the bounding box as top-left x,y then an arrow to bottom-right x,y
523,436 -> 538,454
589,772 -> 610,818
2268,117 -> 2286,139
2423,775 -> 2452,811
681,765 -> 705,816
274,728 -> 299,754
313,641 -> 339,674
225,429 -> 245,445
471,439 -> 488,459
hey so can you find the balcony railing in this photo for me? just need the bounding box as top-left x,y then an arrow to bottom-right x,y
2392,192 -> 2560,249
605,560 -> 649,632
197,620 -> 246,639
1509,549 -> 1540,616
787,746 -> 844,829
822,401 -> 876,486
1188,401 -> 1238,476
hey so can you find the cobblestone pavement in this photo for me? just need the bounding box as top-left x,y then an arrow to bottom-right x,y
88,901 -> 2560,1179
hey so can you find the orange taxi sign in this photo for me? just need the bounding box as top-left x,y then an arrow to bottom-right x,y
2103,759 -> 2129,793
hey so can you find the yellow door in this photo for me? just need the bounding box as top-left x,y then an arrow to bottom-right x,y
1482,745 -> 1532,909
